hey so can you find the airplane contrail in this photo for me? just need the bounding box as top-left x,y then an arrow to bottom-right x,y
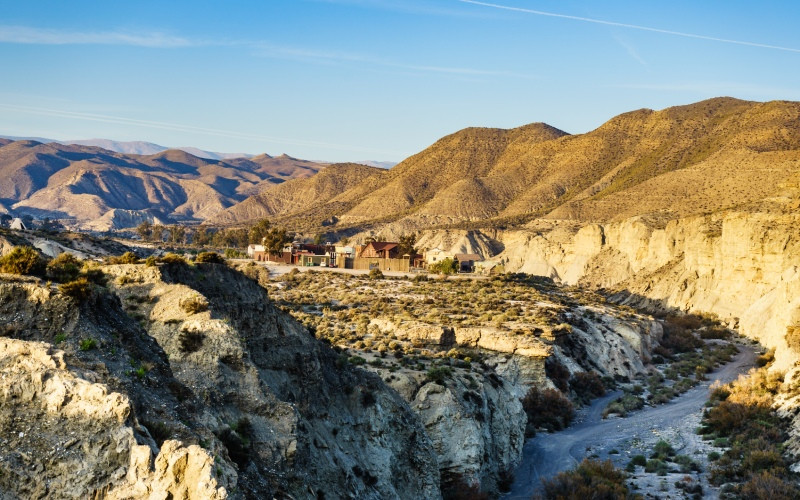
458,0 -> 800,54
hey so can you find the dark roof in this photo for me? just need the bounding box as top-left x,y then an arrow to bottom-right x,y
367,242 -> 398,251
455,253 -> 483,262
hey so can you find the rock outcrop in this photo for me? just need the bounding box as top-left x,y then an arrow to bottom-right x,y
498,212 -> 800,372
0,263 -> 441,499
0,337 -> 226,499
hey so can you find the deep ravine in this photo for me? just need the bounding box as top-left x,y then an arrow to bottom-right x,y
504,341 -> 758,498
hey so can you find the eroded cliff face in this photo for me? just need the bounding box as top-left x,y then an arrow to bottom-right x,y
0,265 -> 441,499
498,212 -> 800,372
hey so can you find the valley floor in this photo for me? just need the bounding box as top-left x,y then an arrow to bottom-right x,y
505,341 -> 757,498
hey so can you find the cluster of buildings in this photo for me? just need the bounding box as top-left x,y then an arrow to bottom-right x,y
247,240 -> 500,274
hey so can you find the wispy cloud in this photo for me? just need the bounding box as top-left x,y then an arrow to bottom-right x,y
0,24 -> 535,80
253,42 -> 537,79
0,103 -> 408,156
0,25 -> 199,48
458,0 -> 800,54
612,35 -> 647,67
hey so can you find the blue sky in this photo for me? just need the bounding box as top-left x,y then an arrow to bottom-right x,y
1,0 -> 799,162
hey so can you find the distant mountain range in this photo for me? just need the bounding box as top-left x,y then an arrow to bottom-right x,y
0,138 -> 327,229
4,97 -> 798,235
0,136 -> 398,168
0,135 -> 255,161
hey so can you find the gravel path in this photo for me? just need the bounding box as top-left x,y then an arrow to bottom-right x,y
504,342 -> 757,498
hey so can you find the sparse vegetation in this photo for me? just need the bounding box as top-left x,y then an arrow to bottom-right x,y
107,251 -> 140,264
180,294 -> 209,314
46,253 -> 82,283
700,366 -> 798,494
79,338 -> 97,351
58,278 -> 93,301
195,251 -> 226,264
541,458 -> 630,499
0,246 -> 46,276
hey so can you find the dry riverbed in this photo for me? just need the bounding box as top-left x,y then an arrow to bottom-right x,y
505,339 -> 758,499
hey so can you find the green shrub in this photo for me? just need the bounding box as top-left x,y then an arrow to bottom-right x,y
368,267 -> 384,280
652,439 -> 675,460
0,246 -> 46,275
429,258 -> 458,275
54,333 -> 67,344
629,455 -> 647,467
542,459 -> 630,499
195,251 -> 226,264
223,248 -> 244,259
645,459 -> 669,475
79,338 -> 97,351
46,253 -> 82,283
425,366 -> 453,385
145,256 -> 157,267
58,278 -> 93,301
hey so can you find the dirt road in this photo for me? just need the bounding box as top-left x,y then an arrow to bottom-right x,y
504,343 -> 757,498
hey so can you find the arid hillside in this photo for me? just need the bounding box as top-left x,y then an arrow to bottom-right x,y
0,140 -> 325,228
210,163 -> 385,225
217,97 -> 800,232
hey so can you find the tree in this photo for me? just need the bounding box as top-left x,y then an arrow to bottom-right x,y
136,220 -> 153,241
151,224 -> 166,242
264,227 -> 291,253
192,226 -> 212,247
398,233 -> 417,255
212,228 -> 249,249
249,218 -> 271,244
429,257 -> 458,275
40,218 -> 64,233
168,225 -> 186,244
313,233 -> 325,245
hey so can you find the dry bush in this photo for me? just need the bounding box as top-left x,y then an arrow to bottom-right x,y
541,459 -> 629,500
46,252 -> 82,283
0,246 -> 46,276
58,278 -> 93,302
570,371 -> 606,403
786,325 -> 800,353
195,251 -> 226,264
180,294 -> 209,314
107,251 -> 139,264
739,471 -> 800,499
545,357 -> 570,392
159,253 -> 187,265
522,386 -> 574,435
